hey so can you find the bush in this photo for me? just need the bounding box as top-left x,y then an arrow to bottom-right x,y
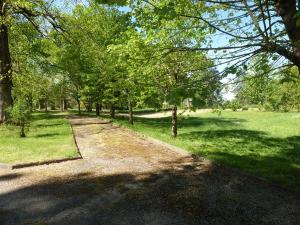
212,107 -> 222,116
263,102 -> 275,112
229,100 -> 241,111
221,101 -> 230,110
7,100 -> 31,137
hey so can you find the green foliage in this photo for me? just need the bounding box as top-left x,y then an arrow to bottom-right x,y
212,107 -> 222,116
53,3 -> 131,113
7,100 -> 31,137
236,64 -> 300,112
235,56 -> 273,110
1,0 -> 299,191
113,111 -> 300,191
5,0 -> 222,123
226,100 -> 241,111
95,0 -> 127,5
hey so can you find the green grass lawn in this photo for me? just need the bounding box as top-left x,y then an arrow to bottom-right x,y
113,111 -> 300,191
0,112 -> 79,164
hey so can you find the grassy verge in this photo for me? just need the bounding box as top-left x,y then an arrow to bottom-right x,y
112,111 -> 300,191
0,112 -> 79,164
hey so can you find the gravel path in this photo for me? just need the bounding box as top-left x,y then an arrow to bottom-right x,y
0,116 -> 299,225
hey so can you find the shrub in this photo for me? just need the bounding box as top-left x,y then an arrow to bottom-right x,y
7,100 -> 31,137
229,100 -> 241,111
221,101 -> 230,110
263,102 -> 275,112
212,107 -> 222,116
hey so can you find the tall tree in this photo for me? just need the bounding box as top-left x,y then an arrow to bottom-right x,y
130,0 -> 300,76
0,0 -> 13,122
54,2 -> 130,114
0,0 -> 62,122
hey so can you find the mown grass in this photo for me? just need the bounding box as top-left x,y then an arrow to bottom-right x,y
113,111 -> 300,191
0,112 -> 78,164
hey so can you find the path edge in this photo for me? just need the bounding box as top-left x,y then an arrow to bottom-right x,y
3,117 -> 84,170
115,122 -> 299,195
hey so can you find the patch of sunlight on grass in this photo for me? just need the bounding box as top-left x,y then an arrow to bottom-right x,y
0,112 -> 78,164
112,111 -> 300,191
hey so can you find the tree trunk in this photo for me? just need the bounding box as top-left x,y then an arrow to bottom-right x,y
110,105 -> 115,119
274,0 -> 300,67
171,105 -> 177,138
86,101 -> 93,112
60,99 -> 64,112
0,24 -> 13,123
96,103 -> 100,116
64,99 -> 68,110
20,125 -> 26,138
28,93 -> 33,112
45,100 -> 48,112
128,101 -> 133,125
77,99 -> 81,115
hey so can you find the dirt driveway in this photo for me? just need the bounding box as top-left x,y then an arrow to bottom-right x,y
0,116 -> 299,225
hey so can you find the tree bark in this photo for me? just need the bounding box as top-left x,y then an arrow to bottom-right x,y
45,99 -> 48,112
110,105 -> 115,119
96,102 -> 100,116
20,125 -> 26,138
64,99 -> 68,110
77,99 -> 81,115
171,105 -> 177,138
86,101 -> 93,112
28,93 -> 33,112
60,99 -> 64,112
128,101 -> 133,125
274,0 -> 300,67
0,24 -> 13,123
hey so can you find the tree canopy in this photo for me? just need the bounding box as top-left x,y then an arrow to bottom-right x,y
1,0 -> 299,136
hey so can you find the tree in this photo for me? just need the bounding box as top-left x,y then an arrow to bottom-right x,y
130,0 -> 300,77
236,65 -> 300,111
149,51 -> 218,137
0,0 -> 62,122
108,29 -> 155,124
102,1 -> 221,136
235,56 -> 274,110
131,9 -> 220,136
8,99 -> 31,137
53,2 -> 130,115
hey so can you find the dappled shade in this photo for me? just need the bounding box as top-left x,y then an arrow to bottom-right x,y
0,157 -> 299,225
115,113 -> 300,191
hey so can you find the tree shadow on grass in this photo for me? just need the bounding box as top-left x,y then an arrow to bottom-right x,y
179,129 -> 300,190
34,123 -> 65,128
0,158 -> 299,225
31,113 -> 70,129
34,133 -> 61,138
31,113 -> 63,121
118,115 -> 246,130
116,115 -> 300,190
